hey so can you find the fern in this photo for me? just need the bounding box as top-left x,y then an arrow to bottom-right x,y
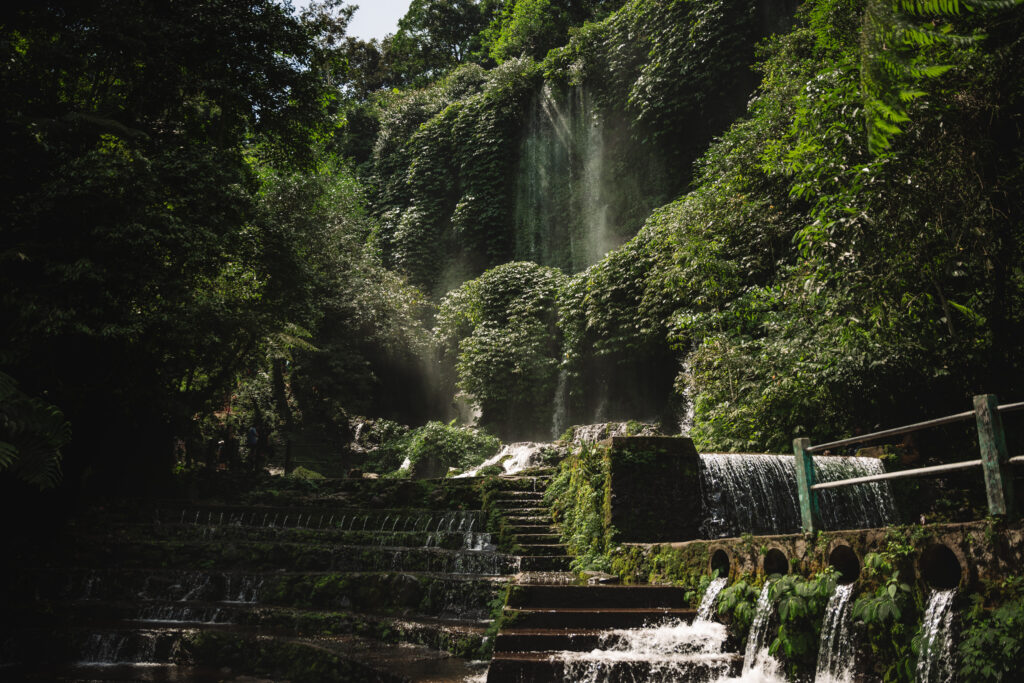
0,368 -> 70,490
862,0 -> 1021,153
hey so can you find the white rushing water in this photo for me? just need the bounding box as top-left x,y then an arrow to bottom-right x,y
698,577 -> 728,622
916,589 -> 958,683
557,619 -> 739,683
546,578 -> 795,683
741,582 -> 782,679
456,442 -> 551,477
699,453 -> 898,537
814,583 -> 856,682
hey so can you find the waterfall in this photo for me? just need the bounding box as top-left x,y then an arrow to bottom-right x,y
916,589 -> 957,683
697,577 -> 728,622
699,454 -> 897,537
814,583 -> 856,682
513,85 -> 619,272
552,368 -> 568,439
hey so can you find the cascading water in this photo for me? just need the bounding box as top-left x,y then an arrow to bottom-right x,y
814,583 -> 856,682
697,577 -> 728,622
557,620 -> 739,683
514,85 -> 619,272
815,457 -> 897,531
916,589 -> 957,683
741,582 -> 781,678
552,368 -> 569,439
699,454 -> 897,537
458,443 -> 563,477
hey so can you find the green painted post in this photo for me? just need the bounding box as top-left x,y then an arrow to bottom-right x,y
793,437 -> 821,534
974,394 -> 1015,518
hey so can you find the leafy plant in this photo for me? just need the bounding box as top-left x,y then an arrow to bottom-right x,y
717,578 -> 761,645
768,571 -> 837,677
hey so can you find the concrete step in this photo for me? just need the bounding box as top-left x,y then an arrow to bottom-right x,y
504,607 -> 697,630
508,584 -> 690,609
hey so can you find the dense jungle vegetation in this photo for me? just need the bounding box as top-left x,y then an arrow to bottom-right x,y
2,0 -> 1023,493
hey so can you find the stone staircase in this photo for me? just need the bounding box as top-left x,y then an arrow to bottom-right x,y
487,474 -> 572,574
484,473 -> 743,682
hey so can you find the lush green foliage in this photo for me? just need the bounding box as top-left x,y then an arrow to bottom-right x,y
435,262 -> 565,438
664,0 -> 1024,451
768,572 -> 838,678
0,1 -> 437,487
377,421 -> 501,477
960,576 -> 1024,680
717,578 -> 761,645
851,531 -> 927,681
544,443 -> 614,572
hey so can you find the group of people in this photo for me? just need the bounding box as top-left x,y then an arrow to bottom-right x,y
203,424 -> 271,472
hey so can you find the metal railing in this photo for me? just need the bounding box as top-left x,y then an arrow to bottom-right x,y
793,394 -> 1022,533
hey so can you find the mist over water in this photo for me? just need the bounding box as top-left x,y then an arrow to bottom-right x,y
515,84 -> 640,273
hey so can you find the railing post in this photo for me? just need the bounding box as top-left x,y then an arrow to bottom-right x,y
793,437 -> 821,534
974,394 -> 1015,518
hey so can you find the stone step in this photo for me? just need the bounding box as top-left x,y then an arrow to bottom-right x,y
486,651 -> 742,683
67,538 -> 520,575
514,533 -> 561,544
504,607 -> 697,630
491,492 -> 546,501
517,556 -> 573,572
517,544 -> 567,556
508,584 -> 690,609
493,628 -> 605,653
507,524 -> 558,536
104,522 -> 493,550
503,515 -> 550,524
492,504 -> 549,514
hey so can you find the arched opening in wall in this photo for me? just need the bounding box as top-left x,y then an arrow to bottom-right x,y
919,544 -> 963,590
710,549 -> 730,577
763,548 -> 788,576
829,545 -> 860,584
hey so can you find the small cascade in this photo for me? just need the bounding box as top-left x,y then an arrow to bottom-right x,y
224,574 -> 263,603
137,604 -> 227,624
699,454 -> 897,537
814,583 -> 856,682
81,633 -> 127,663
463,531 -> 496,552
558,620 -> 738,683
457,442 -> 554,478
741,582 -> 781,678
697,577 -> 728,622
916,589 -> 957,683
79,630 -> 161,664
347,547 -> 518,575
